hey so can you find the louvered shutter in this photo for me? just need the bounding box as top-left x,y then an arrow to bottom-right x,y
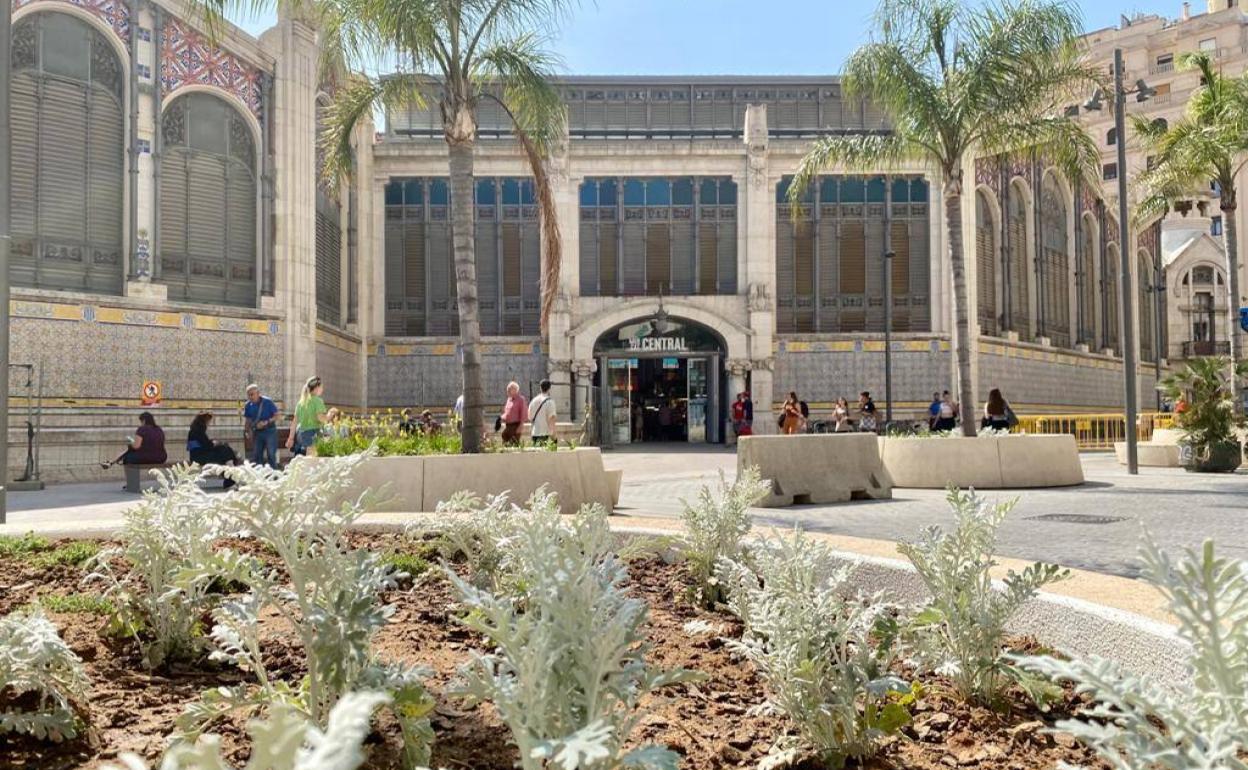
839,221 -> 866,331
716,209 -> 736,293
909,212 -> 931,332
621,220 -> 646,296
384,207 -> 405,335
976,194 -> 997,336
670,218 -> 694,294
578,216 -> 598,296
1081,225 -> 1097,344
775,219 -> 796,333
501,223 -> 522,334
521,221 -> 540,334
645,224 -> 670,295
794,221 -> 815,332
226,166 -> 256,307
39,78 -> 89,292
427,220 -> 452,335
315,194 -> 342,326
1007,203 -> 1030,339
10,71 -> 40,288
818,215 -> 838,331
698,221 -> 717,295
476,215 -> 499,334
599,222 -> 618,295
187,155 -> 227,305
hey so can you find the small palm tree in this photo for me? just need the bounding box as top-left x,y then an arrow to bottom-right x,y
1159,356 -> 1248,469
199,0 -> 572,453
1135,51 -> 1247,393
789,0 -> 1099,436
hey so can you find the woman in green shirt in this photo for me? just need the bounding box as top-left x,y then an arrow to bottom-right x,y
287,375 -> 328,456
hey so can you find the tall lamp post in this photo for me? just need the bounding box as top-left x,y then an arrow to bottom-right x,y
884,249 -> 895,425
1,0 -> 12,522
1084,48 -> 1153,475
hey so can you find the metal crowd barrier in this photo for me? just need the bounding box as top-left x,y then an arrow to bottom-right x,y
1013,412 -> 1175,450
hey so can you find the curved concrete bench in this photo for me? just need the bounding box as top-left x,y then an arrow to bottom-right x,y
879,434 -> 1084,489
737,433 -> 893,507
317,447 -> 615,514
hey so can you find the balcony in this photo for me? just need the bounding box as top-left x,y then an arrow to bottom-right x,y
1149,61 -> 1174,75
1182,340 -> 1230,357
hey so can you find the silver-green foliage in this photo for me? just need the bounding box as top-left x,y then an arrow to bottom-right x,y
87,464 -> 222,668
719,531 -> 911,769
179,454 -> 434,769
898,488 -> 1068,704
1019,539 -> 1248,770
680,466 -> 769,608
0,609 -> 90,742
446,492 -> 698,770
104,690 -> 392,770
428,490 -> 522,591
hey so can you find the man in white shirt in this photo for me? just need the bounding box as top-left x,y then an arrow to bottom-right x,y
528,379 -> 557,446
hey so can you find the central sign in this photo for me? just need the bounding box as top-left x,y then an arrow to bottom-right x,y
626,336 -> 688,352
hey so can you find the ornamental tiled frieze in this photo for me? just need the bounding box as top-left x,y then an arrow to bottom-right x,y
12,0 -> 130,42
160,15 -> 264,120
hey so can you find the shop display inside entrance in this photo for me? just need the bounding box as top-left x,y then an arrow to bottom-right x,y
594,316 -> 722,445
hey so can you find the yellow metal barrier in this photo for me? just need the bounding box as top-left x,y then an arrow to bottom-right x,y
1013,412 -> 1174,450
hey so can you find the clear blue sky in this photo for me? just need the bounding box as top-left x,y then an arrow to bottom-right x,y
233,1 -> 1180,74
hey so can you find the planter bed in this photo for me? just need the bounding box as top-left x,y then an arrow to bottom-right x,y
1,532 -> 1122,770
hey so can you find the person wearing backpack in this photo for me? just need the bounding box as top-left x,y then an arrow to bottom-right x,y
528,379 -> 558,447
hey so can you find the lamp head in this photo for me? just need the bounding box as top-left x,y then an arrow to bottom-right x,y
1084,88 -> 1105,111
1135,79 -> 1156,102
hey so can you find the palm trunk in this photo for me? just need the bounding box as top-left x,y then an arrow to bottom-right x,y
945,168 -> 976,437
447,123 -> 485,453
1221,195 -> 1242,397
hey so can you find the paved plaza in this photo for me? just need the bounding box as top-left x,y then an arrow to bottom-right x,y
1,448 -> 1244,581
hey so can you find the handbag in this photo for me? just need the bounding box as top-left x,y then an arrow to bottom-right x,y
494,415 -> 503,432
777,412 -> 785,428
1005,405 -> 1019,429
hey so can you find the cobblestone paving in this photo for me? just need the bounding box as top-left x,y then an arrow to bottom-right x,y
604,446 -> 1248,579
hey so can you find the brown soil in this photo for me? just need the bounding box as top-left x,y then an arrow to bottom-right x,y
0,535 -> 1108,770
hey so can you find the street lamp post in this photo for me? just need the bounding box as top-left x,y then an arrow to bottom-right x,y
884,249 -> 895,425
1,0 -> 12,522
1085,48 -> 1153,475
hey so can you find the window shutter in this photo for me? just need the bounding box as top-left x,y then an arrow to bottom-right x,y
521,220 -> 540,334
598,222 -> 618,295
186,154 -> 228,305
794,220 -> 814,332
578,218 -> 598,296
645,223 -> 670,295
1007,198 -> 1030,338
315,193 -> 342,326
476,215 -> 499,334
698,221 -> 717,295
670,219 -> 694,294
976,194 -> 997,336
427,220 -> 452,335
501,222 -> 522,334
621,220 -> 645,295
10,71 -> 40,288
818,215 -> 838,331
839,221 -> 866,332
775,218 -> 796,333
86,83 -> 124,295
716,209 -> 736,293
384,207 -> 405,335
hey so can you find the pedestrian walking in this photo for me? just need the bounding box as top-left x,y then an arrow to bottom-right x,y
500,381 -> 527,446
451,394 -> 464,431
528,379 -> 558,446
287,376 -> 328,456
243,384 -> 281,469
858,391 -> 878,433
102,411 -> 167,468
935,390 -> 959,432
832,397 -> 852,432
927,392 -> 941,431
982,388 -> 1015,432
731,393 -> 748,437
781,391 -> 803,435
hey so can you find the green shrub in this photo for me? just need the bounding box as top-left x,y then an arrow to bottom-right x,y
0,532 -> 51,558
39,593 -> 116,615
32,541 -> 100,569
382,551 -> 431,579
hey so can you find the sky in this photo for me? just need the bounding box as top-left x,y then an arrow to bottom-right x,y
232,0 -> 1184,75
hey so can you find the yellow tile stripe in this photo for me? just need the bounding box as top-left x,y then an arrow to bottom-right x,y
10,299 -> 279,336
316,327 -> 363,353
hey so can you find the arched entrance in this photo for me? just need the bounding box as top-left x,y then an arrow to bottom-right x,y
593,314 -> 727,446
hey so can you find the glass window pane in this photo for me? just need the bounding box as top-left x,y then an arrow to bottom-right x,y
189,96 -> 228,155
476,178 -> 496,205
776,176 -> 792,204
699,179 -> 718,205
502,178 -> 521,205
672,178 -> 694,205
599,178 -> 618,206
579,179 -> 598,207
840,177 -> 865,202
866,176 -> 887,203
429,178 -> 448,205
911,178 -> 929,202
41,13 -> 90,81
624,178 -> 645,206
719,179 -> 737,205
385,181 -> 404,206
403,179 -> 423,205
820,178 -> 838,204
891,178 -> 910,203
520,179 -> 535,205
646,178 -> 671,206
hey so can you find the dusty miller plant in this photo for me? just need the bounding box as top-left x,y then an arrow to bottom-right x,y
104,691 -> 393,770
0,609 -> 91,742
425,489 -> 523,591
718,530 -> 911,769
446,492 -> 699,770
1019,539 -> 1248,770
178,453 -> 435,770
679,466 -> 769,608
87,464 -> 222,669
898,487 -> 1068,705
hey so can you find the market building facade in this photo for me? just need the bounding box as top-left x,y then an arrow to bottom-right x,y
5,0 -> 1167,479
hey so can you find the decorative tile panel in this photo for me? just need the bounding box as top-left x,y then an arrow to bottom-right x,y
12,0 -> 130,43
160,15 -> 264,120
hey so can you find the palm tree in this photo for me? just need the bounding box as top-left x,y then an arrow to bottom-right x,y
788,0 -> 1099,436
199,0 -> 571,453
1134,51 -> 1247,395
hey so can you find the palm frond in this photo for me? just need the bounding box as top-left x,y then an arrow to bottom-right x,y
319,75 -> 425,187
789,133 -> 922,205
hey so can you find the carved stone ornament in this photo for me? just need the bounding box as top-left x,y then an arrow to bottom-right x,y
547,359 -> 574,375
747,282 -> 773,312
750,357 -> 776,373
726,358 -> 753,377
573,360 -> 597,378
748,148 -> 768,191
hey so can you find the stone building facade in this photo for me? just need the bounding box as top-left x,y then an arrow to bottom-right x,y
5,0 -> 1167,479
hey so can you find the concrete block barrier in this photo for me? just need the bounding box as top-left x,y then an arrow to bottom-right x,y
737,434 -> 893,507
880,434 -> 1084,489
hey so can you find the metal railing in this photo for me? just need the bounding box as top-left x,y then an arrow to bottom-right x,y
1013,412 -> 1174,450
1182,340 -> 1230,357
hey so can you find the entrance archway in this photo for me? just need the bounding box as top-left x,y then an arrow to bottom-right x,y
593,315 -> 727,446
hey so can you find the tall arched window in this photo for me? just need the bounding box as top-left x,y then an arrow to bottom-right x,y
10,11 -> 125,294
159,92 -> 257,306
1102,241 -> 1120,354
315,100 -> 343,326
1139,251 -> 1156,362
1039,174 -> 1071,347
1005,180 -> 1031,340
1078,214 -> 1098,346
975,189 -> 998,336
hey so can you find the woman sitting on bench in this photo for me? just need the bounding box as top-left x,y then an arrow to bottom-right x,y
102,411 -> 167,468
187,412 -> 240,487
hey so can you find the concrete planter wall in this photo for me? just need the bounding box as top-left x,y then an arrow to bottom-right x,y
737,434 -> 893,507
321,447 -> 615,514
879,434 -> 1084,489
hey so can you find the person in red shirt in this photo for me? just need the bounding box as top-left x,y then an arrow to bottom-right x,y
500,381 -> 528,446
731,393 -> 747,437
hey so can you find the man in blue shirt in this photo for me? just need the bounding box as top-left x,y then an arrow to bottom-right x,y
928,392 -> 941,431
243,384 -> 281,469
